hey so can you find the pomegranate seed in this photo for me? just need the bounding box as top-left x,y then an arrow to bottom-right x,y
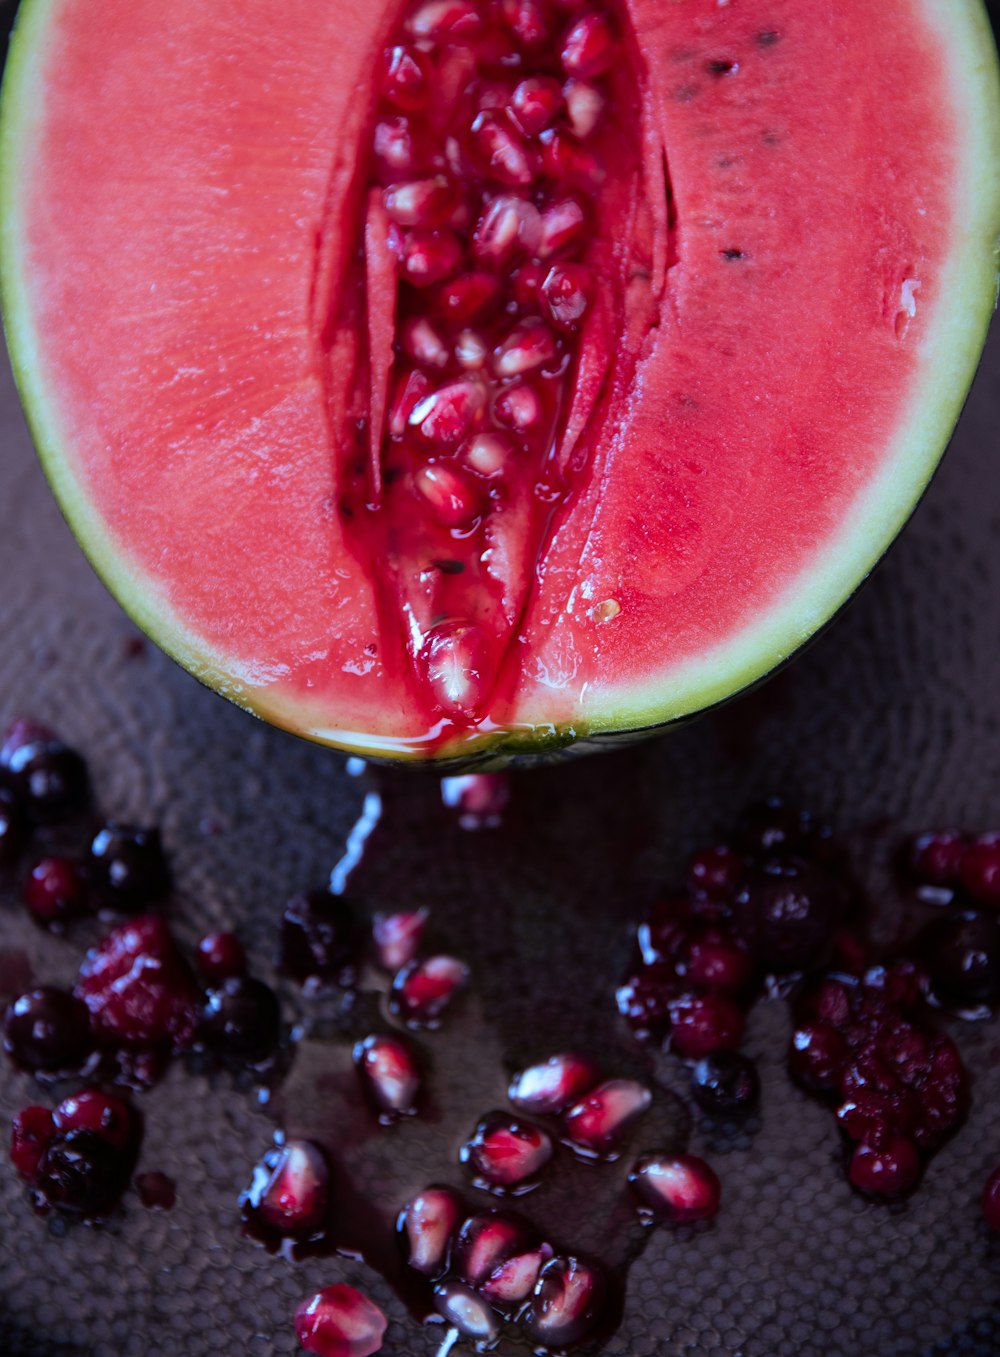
520,1255 -> 608,1348
399,228 -> 462,287
537,194 -> 589,258
482,1241 -> 554,1305
373,117 -> 424,181
409,376 -> 488,443
510,76 -> 564,136
668,991 -> 745,1058
24,856 -> 88,928
960,832 -> 1000,907
494,317 -> 559,378
372,908 -> 428,971
629,1153 -> 722,1224
437,271 -> 502,324
401,317 -> 450,370
397,1185 -> 465,1276
509,260 -> 548,308
475,76 -> 516,114
461,1112 -> 553,1191
789,1022 -> 849,1092
472,194 -> 541,267
294,1285 -> 388,1357
906,830 -> 968,886
679,932 -> 753,994
494,382 -> 543,431
415,462 -> 483,528
354,1033 -> 421,1120
455,329 -> 489,370
560,10 -> 615,79
432,1282 -> 500,1346
499,0 -> 552,49
10,1106 -> 55,1181
540,263 -> 591,332
244,1138 -> 329,1237
508,1052 -> 602,1115
460,433 -> 513,479
440,771 -> 512,823
406,0 -> 483,40
563,78 -> 606,139
391,953 -> 469,1027
53,1089 -> 133,1151
563,1078 -> 651,1158
381,45 -> 429,112
983,1165 -> 1000,1233
848,1136 -> 921,1197
383,176 -> 456,229
689,844 -> 745,898
469,110 -> 537,187
195,931 -> 246,981
389,368 -> 433,436
455,1210 -> 535,1287
539,128 -> 604,186
419,622 -> 493,720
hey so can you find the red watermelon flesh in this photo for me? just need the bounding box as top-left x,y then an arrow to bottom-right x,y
2,0 -> 998,762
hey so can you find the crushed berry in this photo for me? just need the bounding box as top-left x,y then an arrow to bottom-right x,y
75,915 -> 199,1049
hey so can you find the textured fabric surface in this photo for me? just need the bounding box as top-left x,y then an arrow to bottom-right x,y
1,5 -> 1000,1353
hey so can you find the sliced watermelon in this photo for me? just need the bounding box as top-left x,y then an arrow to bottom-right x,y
2,0 -> 998,764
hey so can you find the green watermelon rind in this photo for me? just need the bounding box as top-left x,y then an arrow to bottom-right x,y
2,0 -> 999,767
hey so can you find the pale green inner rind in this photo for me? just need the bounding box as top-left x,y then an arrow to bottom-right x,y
2,0 -> 999,766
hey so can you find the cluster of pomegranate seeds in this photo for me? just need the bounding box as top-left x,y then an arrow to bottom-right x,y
295,1285 -> 388,1357
350,0 -> 633,725
397,1185 -> 610,1349
789,964 -> 970,1198
9,1087 -> 140,1220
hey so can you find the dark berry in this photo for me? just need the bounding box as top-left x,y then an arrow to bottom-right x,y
847,1136 -> 920,1197
24,856 -> 89,928
200,975 -> 281,1062
354,1033 -> 421,1120
668,991 -> 745,1059
10,1105 -> 55,1180
242,1138 -> 329,1237
960,833 -> 1000,908
688,844 -> 744,899
983,1165 -> 1000,1233
615,964 -> 677,1038
905,830 -> 968,887
295,1285 -> 387,1357
679,930 -> 753,994
76,915 -> 199,1048
691,1051 -> 760,1119
520,1255 -> 608,1348
280,889 -> 358,984
629,1152 -> 722,1223
89,823 -> 170,911
4,739 -> 88,824
0,787 -> 28,869
734,860 -> 845,970
460,1111 -> 553,1191
3,986 -> 93,1072
35,1129 -> 128,1217
53,1089 -> 134,1151
789,1022 -> 849,1092
915,913 -> 1000,1009
397,1185 -> 465,1277
195,931 -> 246,981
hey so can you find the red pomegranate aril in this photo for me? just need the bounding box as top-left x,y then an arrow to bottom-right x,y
983,1165 -> 1000,1233
389,368 -> 433,436
437,271 -> 502,324
537,194 -> 588,258
246,1138 -> 329,1237
509,1052 -> 602,1116
668,991 -> 745,1058
53,1089 -> 133,1152
406,0 -> 482,39
440,771 -> 512,825
473,194 -> 541,267
432,1282 -> 500,1346
521,1255 -> 608,1348
469,110 -> 537,187
493,382 -> 543,432
461,432 -> 512,478
960,833 -> 1000,907
24,856 -> 88,928
420,622 -> 493,720
906,829 -> 968,887
540,128 -> 604,186
680,933 -> 753,994
563,1078 -> 652,1158
540,263 -> 591,332
391,953 -> 469,1027
10,1106 -> 55,1181
482,1241 -> 553,1305
398,1185 -> 465,1276
409,376 -> 488,443
510,76 -> 564,136
372,907 -> 428,971
461,1112 -> 553,1190
848,1136 -> 920,1197
509,260 -> 548,309
373,117 -> 425,181
401,317 -> 449,370
399,228 -> 463,287
195,930 -> 246,981
789,1022 -> 849,1092
381,45 -> 429,112
354,1033 -> 421,1120
455,1210 -> 533,1288
455,329 -> 489,370
560,9 -> 615,78
563,78 -> 606,138
629,1153 -> 722,1224
295,1285 -> 388,1357
384,175 -> 456,229
499,0 -> 552,49
414,462 -> 482,528
494,316 -> 559,378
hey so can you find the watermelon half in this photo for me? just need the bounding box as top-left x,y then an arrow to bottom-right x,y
2,0 -> 998,765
